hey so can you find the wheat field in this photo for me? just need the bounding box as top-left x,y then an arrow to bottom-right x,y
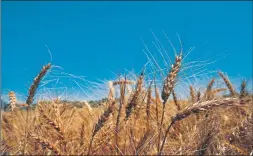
1,52 -> 253,155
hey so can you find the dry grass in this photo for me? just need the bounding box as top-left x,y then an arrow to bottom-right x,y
1,57 -> 252,156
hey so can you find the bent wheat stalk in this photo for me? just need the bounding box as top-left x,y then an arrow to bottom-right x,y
23,63 -> 51,154
158,97 -> 242,155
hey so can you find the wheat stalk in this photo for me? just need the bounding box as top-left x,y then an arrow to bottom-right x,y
159,52 -> 182,150
154,78 -> 161,152
158,97 -> 242,155
223,140 -> 249,155
115,76 -> 128,154
22,63 -> 51,154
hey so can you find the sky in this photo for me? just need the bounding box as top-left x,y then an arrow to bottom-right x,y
2,1 -> 252,101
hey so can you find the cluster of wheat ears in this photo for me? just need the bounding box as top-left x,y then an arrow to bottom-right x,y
1,51 -> 253,155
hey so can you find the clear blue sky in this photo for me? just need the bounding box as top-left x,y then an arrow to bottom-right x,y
2,1 -> 252,99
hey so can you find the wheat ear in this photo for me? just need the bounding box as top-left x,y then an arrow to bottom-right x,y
26,63 -> 51,105
8,91 -> 16,111
136,129 -> 153,155
197,90 -> 201,102
37,104 -> 64,140
87,101 -> 115,155
108,81 -> 115,102
83,101 -> 92,113
158,97 -> 242,155
204,78 -> 215,100
172,89 -> 180,111
31,134 -> 61,155
115,76 -> 127,154
218,71 -> 236,96
125,70 -> 144,120
161,53 -> 182,103
189,85 -> 196,103
79,121 -> 85,148
240,80 -> 248,99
